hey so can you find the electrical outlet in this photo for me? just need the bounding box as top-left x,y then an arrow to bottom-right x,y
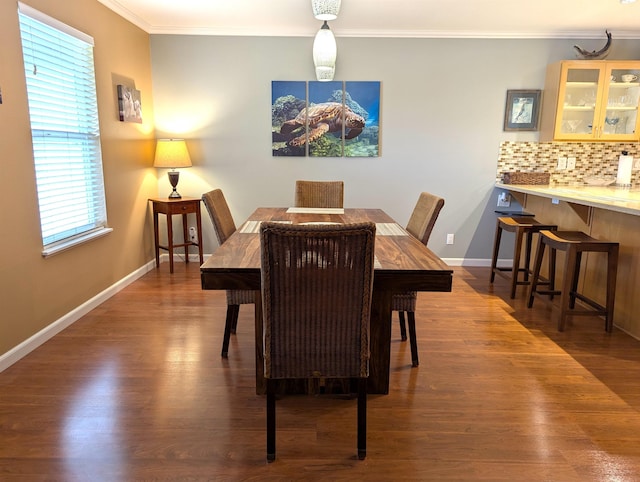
446,233 -> 455,245
188,226 -> 198,243
497,192 -> 511,207
557,157 -> 567,170
567,157 -> 576,170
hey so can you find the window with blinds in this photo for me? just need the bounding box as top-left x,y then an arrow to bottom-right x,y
18,2 -> 111,257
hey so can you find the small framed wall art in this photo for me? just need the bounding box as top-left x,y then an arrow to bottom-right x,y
117,84 -> 143,123
503,89 -> 541,131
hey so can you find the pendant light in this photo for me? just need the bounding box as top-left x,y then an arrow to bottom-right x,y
311,0 -> 342,21
313,21 -> 337,82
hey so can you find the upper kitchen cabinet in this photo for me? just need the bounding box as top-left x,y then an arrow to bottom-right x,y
540,60 -> 640,142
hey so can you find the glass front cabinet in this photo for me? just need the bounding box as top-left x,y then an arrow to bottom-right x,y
540,60 -> 640,141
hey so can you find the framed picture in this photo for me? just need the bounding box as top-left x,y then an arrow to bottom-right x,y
503,90 -> 541,131
117,84 -> 143,123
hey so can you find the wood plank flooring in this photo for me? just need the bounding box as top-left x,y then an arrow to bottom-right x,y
1,263 -> 640,480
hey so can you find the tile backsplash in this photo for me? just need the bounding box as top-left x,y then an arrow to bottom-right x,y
497,141 -> 640,185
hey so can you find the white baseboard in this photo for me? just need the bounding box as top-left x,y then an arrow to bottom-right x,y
442,258 -> 511,267
0,260 -> 157,373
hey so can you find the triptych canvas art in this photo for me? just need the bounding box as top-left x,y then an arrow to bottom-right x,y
271,81 -> 381,157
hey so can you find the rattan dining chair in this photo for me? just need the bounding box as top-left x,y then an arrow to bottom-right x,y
294,180 -> 344,208
393,192 -> 445,367
202,189 -> 256,358
260,221 -> 376,462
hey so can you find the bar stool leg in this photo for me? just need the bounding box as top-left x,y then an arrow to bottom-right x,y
558,246 -> 578,332
569,252 -> 582,309
510,227 -> 525,299
490,220 -> 502,283
524,231 -> 533,283
548,243 -> 556,299
527,236 -> 545,308
605,245 -> 619,333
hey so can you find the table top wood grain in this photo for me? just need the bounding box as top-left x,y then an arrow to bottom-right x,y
201,207 -> 452,292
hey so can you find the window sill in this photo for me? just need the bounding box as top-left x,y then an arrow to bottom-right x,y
42,227 -> 113,257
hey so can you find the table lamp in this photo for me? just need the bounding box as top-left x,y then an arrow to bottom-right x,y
153,139 -> 192,199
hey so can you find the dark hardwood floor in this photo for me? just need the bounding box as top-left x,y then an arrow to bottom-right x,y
2,262 -> 640,480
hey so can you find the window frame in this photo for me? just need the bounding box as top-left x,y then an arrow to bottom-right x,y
18,2 -> 111,257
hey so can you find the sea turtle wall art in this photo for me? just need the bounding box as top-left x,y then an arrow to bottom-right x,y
271,80 -> 380,157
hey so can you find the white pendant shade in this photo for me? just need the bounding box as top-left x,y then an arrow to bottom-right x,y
311,0 -> 341,21
313,21 -> 337,82
315,66 -> 335,82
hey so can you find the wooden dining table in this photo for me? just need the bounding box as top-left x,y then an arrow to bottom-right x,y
200,207 -> 453,394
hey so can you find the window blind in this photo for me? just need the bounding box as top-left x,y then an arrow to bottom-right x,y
18,3 -> 109,255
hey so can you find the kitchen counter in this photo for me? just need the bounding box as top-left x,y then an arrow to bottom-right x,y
495,183 -> 640,216
495,181 -> 640,339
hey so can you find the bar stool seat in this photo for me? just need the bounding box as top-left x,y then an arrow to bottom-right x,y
527,230 -> 619,332
490,216 -> 558,298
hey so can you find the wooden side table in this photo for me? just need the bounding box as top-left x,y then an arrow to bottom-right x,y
150,197 -> 204,273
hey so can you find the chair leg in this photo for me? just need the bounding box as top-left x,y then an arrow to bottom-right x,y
407,312 -> 419,367
357,378 -> 367,460
230,307 -> 240,334
398,311 -> 407,341
267,380 -> 276,462
221,304 -> 239,357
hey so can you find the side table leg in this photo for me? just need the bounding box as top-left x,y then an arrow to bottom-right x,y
167,213 -> 174,274
195,205 -> 204,265
153,211 -> 160,268
182,213 -> 190,264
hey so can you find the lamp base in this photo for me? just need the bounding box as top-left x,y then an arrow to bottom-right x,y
167,171 -> 182,199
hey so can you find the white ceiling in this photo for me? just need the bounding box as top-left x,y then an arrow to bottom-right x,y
97,0 -> 640,39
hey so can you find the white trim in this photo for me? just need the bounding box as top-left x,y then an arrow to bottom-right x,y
442,257 -> 490,267
92,0 -> 640,39
0,260 -> 156,373
18,1 -> 94,45
143,26 -> 640,39
95,0 -> 151,32
441,258 -> 516,267
42,227 -> 113,257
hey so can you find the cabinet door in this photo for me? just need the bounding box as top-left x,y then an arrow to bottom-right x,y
554,63 -> 605,140
600,64 -> 640,141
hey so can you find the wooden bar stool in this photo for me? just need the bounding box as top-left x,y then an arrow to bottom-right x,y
490,216 -> 558,298
527,230 -> 619,332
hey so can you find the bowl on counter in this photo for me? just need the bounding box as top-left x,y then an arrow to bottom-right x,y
583,176 -> 616,186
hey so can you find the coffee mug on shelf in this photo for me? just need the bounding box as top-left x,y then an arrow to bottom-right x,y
621,74 -> 638,83
611,75 -> 616,82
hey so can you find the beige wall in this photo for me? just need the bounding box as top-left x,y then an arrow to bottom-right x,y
0,0 -> 156,357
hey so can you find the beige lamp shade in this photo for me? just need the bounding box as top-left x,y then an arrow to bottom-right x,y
154,139 -> 192,198
153,139 -> 192,168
